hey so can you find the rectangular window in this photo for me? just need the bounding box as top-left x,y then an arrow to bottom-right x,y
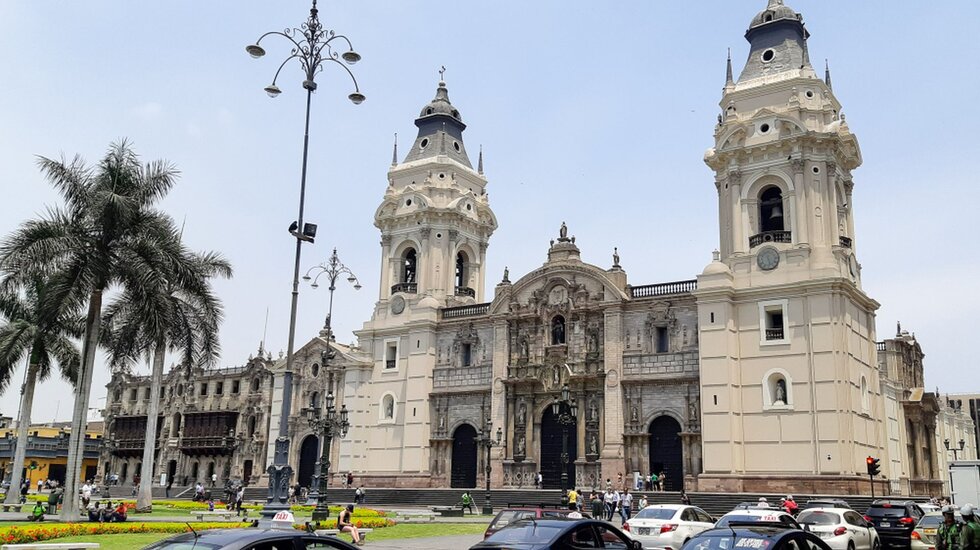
462,343 -> 472,367
200,383 -> 209,396
215,382 -> 223,395
130,389 -> 138,402
759,299 -> 789,344
655,327 -> 669,353
144,388 -> 151,400
385,343 -> 398,369
232,380 -> 240,394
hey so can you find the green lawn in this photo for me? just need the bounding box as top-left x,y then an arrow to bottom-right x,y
41,522 -> 490,548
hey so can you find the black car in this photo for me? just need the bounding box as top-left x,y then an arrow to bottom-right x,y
484,507 -> 592,539
864,500 -> 924,550
142,528 -> 360,550
470,518 -> 640,550
683,525 -> 832,550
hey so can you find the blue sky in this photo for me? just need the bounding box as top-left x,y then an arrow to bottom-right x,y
1,1 -> 978,422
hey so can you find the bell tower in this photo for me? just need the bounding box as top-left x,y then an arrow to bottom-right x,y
695,0 -> 886,493
373,75 -> 498,315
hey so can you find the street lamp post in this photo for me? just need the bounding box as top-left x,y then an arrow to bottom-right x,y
945,438 -> 966,460
302,392 -> 350,524
301,248 -> 360,516
551,384 -> 578,507
245,0 -> 364,520
477,417 -> 502,516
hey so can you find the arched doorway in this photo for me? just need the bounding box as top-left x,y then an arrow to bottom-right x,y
648,416 -> 683,491
297,435 -> 319,489
451,424 -> 478,488
243,460 -> 253,485
541,407 -> 577,489
167,460 -> 177,485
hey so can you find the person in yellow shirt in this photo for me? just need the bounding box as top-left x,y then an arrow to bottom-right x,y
567,488 -> 578,511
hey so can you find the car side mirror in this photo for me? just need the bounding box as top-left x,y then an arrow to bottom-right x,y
634,542 -> 643,550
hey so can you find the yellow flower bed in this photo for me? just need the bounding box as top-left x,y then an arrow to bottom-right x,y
0,522 -> 239,545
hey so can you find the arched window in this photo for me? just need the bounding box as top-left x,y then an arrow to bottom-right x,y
760,186 -> 785,232
402,249 -> 417,283
247,415 -> 257,437
310,392 -> 321,410
455,251 -> 468,290
551,315 -> 566,345
251,377 -> 260,392
762,369 -> 793,410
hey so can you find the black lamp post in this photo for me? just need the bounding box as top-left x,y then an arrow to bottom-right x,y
551,384 -> 578,507
300,248 -> 359,514
302,391 -> 350,524
944,438 -> 966,460
245,1 -> 363,520
477,417 -> 502,516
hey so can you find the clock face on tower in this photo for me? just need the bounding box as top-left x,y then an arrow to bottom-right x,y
757,247 -> 780,271
390,295 -> 406,315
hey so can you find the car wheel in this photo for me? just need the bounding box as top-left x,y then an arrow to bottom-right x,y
848,541 -> 855,550
872,539 -> 881,550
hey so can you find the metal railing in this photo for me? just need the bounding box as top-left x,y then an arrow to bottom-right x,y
629,280 -> 697,298
765,328 -> 785,341
390,282 -> 417,294
441,303 -> 491,319
840,236 -> 853,248
749,230 -> 792,248
385,360 -> 396,369
876,342 -> 887,352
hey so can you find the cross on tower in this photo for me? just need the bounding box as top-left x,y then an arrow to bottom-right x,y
439,65 -> 446,81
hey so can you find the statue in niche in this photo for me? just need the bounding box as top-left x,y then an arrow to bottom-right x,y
775,378 -> 787,404
587,328 -> 599,354
518,402 -> 527,425
631,405 -> 639,423
439,410 -> 446,430
516,434 -> 526,455
551,316 -> 565,344
590,399 -> 599,421
688,398 -> 699,425
385,399 -> 394,419
552,364 -> 561,387
589,433 -> 598,455
520,335 -> 529,360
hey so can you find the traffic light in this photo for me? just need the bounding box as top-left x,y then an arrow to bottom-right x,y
866,456 -> 881,477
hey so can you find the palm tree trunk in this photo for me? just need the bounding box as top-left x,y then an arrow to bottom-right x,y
136,339 -> 166,512
61,289 -> 102,520
4,361 -> 39,505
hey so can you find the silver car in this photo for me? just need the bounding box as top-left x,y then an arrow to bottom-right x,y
623,504 -> 715,550
797,508 -> 880,550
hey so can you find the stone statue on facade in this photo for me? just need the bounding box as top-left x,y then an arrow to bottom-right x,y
590,399 -> 599,421
520,335 -> 529,360
516,434 -> 526,455
552,317 -> 565,344
552,364 -> 561,387
631,405 -> 639,423
589,433 -> 598,455
559,221 -> 568,240
518,402 -> 527,426
613,247 -> 620,267
587,329 -> 599,354
775,379 -> 787,404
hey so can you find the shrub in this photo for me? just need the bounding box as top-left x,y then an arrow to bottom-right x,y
0,522 -> 240,545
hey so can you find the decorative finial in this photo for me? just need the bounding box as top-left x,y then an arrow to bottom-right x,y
712,249 -> 721,262
725,48 -> 734,87
767,0 -> 784,7
478,145 -> 484,174
824,59 -> 833,91
391,133 -> 398,166
438,65 -> 446,85
612,247 -> 621,268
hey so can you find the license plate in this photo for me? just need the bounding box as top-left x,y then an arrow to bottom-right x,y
924,529 -> 937,535
638,528 -> 650,535
880,522 -> 891,528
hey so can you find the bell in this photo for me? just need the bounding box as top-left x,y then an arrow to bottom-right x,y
770,205 -> 783,220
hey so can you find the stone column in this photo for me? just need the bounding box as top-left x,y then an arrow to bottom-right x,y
729,170 -> 743,255
491,320 -> 509,486
601,307 -> 625,482
792,158 -> 809,244
478,242 -> 488,302
418,228 -> 431,294
380,235 -> 392,300
844,179 -> 856,250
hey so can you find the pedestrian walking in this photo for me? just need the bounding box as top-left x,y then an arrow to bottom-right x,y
651,472 -> 660,491
461,491 -> 474,514
620,489 -> 633,522
680,490 -> 691,506
235,486 -> 245,517
937,505 -> 961,550
591,492 -> 604,519
638,494 -> 648,510
961,504 -> 980,550
210,472 -> 217,488
165,478 -> 173,499
603,488 -> 616,521
346,472 -> 354,489
659,471 -> 667,491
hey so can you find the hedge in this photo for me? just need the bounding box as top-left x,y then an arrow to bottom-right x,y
0,522 -> 240,545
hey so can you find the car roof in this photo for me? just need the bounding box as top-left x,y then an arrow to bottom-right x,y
871,500 -> 917,506
642,504 -> 685,510
723,509 -> 792,517
799,508 -> 851,514
155,528 -> 308,545
699,526 -> 801,538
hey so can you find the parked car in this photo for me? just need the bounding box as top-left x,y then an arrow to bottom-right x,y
715,509 -> 801,529
143,528 -> 359,550
797,507 -> 880,550
910,511 -> 962,550
864,500 -> 924,550
483,506 -> 591,539
805,500 -> 853,511
684,525 -> 832,550
623,504 -> 715,550
471,518 -> 640,550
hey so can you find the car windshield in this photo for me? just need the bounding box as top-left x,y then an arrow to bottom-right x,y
798,511 -> 841,525
635,508 -> 678,520
492,510 -> 535,529
486,522 -> 564,544
688,534 -> 774,550
919,515 -> 961,528
717,514 -> 783,527
868,507 -> 907,518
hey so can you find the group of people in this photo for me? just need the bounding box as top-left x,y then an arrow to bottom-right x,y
638,471 -> 668,492
937,503 -> 980,550
754,495 -> 799,515
85,500 -> 129,523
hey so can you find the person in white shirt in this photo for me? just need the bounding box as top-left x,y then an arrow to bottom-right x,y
757,497 -> 770,508
638,495 -> 648,510
620,489 -> 633,522
81,483 -> 92,508
603,489 -> 616,521
611,490 -> 622,522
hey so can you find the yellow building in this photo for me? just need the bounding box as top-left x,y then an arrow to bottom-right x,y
0,421 -> 103,490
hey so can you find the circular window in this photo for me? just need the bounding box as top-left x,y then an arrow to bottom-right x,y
466,204 -> 472,211
406,198 -> 412,207
759,123 -> 771,134
436,233 -> 443,239
805,90 -> 815,99
419,138 -> 429,149
453,141 -> 461,152
812,166 -> 821,174
438,173 -> 445,180
762,49 -> 775,63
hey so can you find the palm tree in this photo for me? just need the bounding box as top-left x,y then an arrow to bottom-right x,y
0,277 -> 81,506
0,140 -> 184,519
103,249 -> 231,511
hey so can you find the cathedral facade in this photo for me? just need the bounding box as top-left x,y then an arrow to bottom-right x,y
102,0 -> 974,496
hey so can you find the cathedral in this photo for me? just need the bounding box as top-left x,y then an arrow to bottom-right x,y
102,0 -> 974,496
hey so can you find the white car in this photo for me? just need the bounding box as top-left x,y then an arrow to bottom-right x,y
797,507 -> 881,550
715,508 -> 801,529
623,504 -> 715,550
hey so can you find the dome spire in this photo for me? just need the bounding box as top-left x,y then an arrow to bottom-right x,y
725,48 -> 734,88
825,59 -> 834,91
391,133 -> 398,166
478,145 -> 484,175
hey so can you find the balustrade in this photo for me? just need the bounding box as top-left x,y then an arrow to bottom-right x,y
749,230 -> 792,248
